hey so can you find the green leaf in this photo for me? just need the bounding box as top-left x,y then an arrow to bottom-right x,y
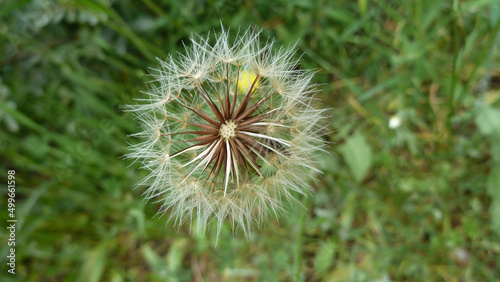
82,245 -> 107,282
492,136 -> 500,163
489,0 -> 500,26
339,130 -> 373,183
313,240 -> 336,275
358,0 -> 367,17
167,239 -> 189,273
128,207 -> 146,237
490,200 -> 500,235
487,166 -> 500,199
488,166 -> 500,235
141,244 -> 168,278
475,104 -> 500,137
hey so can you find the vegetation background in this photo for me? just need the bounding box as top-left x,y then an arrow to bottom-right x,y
1,0 -> 500,281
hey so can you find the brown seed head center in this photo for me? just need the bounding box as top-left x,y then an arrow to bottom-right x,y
219,121 -> 237,140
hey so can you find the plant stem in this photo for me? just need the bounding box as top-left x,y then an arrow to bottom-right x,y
293,196 -> 308,282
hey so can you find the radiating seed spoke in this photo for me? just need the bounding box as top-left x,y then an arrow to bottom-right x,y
184,135 -> 219,144
229,66 -> 241,117
236,133 -> 267,155
240,131 -> 291,147
212,145 -> 227,190
196,85 -> 225,122
224,63 -> 231,118
251,122 -> 289,128
180,139 -> 221,185
232,74 -> 260,118
171,99 -> 219,126
171,144 -> 205,159
161,130 -> 217,136
200,140 -> 225,185
233,137 -> 264,178
236,125 -> 267,132
224,140 -> 232,196
237,113 -> 269,127
182,141 -> 217,168
228,139 -> 242,186
165,117 -> 216,130
235,89 -> 275,122
211,67 -> 225,116
255,140 -> 288,158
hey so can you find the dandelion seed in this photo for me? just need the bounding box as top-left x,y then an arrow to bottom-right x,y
126,26 -> 327,238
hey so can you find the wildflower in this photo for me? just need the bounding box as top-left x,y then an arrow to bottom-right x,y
389,115 -> 402,129
126,26 -> 327,238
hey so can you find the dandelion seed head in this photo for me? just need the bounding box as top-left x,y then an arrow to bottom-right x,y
126,25 -> 327,239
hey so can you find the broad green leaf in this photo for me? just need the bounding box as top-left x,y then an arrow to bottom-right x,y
489,0 -> 500,26
314,240 -> 336,275
487,166 -> 500,199
358,0 -> 367,17
82,245 -> 107,282
339,131 -> 373,183
128,207 -> 146,237
167,238 -> 188,273
141,244 -> 168,278
475,104 -> 500,137
493,138 -> 500,164
490,200 -> 500,235
487,165 -> 500,235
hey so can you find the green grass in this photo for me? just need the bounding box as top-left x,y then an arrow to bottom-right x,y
1,0 -> 500,281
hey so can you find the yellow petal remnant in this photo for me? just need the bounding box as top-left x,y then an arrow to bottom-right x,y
238,71 -> 259,93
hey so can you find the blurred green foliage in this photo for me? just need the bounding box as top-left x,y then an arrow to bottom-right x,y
1,0 -> 500,280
